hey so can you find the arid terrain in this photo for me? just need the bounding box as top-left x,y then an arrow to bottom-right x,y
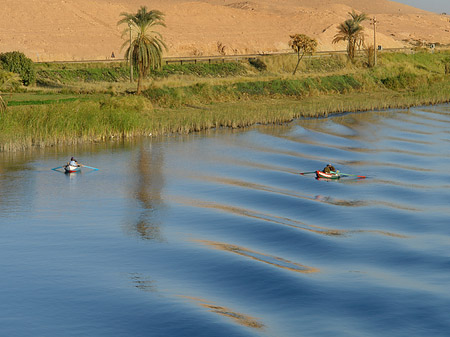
1,0 -> 450,61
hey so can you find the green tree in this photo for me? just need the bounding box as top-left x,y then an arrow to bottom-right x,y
289,34 -> 318,75
332,10 -> 368,62
0,51 -> 36,86
118,6 -> 167,94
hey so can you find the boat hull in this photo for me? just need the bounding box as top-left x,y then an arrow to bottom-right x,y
64,165 -> 81,173
316,170 -> 340,179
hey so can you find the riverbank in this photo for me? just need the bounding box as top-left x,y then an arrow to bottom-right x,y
1,51 -> 450,151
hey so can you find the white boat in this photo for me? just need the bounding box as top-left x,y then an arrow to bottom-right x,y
64,164 -> 81,173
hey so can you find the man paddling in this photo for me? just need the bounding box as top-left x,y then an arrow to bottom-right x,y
322,163 -> 336,173
66,157 -> 80,168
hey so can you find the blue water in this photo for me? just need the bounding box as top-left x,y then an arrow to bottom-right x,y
1,105 -> 449,336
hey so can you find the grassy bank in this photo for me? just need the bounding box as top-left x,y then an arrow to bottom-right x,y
1,51 -> 450,151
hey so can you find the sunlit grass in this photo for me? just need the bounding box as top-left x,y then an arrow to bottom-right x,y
2,50 -> 450,151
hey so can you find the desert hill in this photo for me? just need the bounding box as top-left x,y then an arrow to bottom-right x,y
0,0 -> 449,61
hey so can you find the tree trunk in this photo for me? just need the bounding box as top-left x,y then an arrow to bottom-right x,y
0,95 -> 6,112
137,71 -> 143,94
293,51 -> 304,75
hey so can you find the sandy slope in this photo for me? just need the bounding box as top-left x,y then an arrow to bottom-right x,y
0,0 -> 449,61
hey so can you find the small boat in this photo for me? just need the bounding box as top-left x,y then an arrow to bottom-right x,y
52,163 -> 98,173
316,170 -> 340,179
64,164 -> 81,173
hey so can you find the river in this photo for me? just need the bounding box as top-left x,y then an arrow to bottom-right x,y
1,104 -> 449,337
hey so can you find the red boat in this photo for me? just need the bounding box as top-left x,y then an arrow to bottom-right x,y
315,170 -> 340,179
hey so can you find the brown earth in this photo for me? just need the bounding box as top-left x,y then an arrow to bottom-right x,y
1,0 -> 450,62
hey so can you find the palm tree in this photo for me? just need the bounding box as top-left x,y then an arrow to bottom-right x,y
118,6 -> 167,94
332,10 -> 368,62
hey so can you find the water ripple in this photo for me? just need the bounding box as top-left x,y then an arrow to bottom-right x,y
196,239 -> 319,274
172,197 -> 408,239
183,174 -> 422,212
179,296 -> 265,330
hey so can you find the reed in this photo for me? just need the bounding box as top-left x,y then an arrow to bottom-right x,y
0,96 -> 154,151
3,77 -> 450,152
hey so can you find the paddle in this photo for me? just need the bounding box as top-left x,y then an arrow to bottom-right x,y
80,164 -> 99,171
51,166 -> 64,171
299,171 -> 317,175
339,173 -> 366,179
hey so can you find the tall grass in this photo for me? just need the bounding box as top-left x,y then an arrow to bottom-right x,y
0,96 -> 153,151
3,77 -> 450,151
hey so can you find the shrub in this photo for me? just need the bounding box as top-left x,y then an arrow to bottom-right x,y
248,58 -> 267,71
0,51 -> 36,86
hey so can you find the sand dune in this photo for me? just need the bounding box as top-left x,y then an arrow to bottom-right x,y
0,0 -> 449,61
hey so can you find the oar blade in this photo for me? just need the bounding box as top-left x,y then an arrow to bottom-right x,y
80,164 -> 99,171
299,171 -> 316,175
340,173 -> 366,179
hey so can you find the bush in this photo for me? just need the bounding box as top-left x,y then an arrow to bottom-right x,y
0,51 -> 36,86
248,58 -> 267,71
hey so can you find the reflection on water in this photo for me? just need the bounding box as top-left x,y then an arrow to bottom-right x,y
180,296 -> 265,330
175,197 -> 407,239
127,143 -> 165,241
198,239 -> 319,274
129,273 -> 156,292
0,105 -> 449,337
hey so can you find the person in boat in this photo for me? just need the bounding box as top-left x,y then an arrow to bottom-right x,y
322,163 -> 336,173
66,157 -> 80,168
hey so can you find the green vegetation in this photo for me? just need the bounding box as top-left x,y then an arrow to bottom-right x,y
142,75 -> 363,108
0,51 -> 36,86
2,50 -> 450,151
35,61 -> 247,86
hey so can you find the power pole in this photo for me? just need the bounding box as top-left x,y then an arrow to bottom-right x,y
373,16 -> 378,66
128,22 -> 133,83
